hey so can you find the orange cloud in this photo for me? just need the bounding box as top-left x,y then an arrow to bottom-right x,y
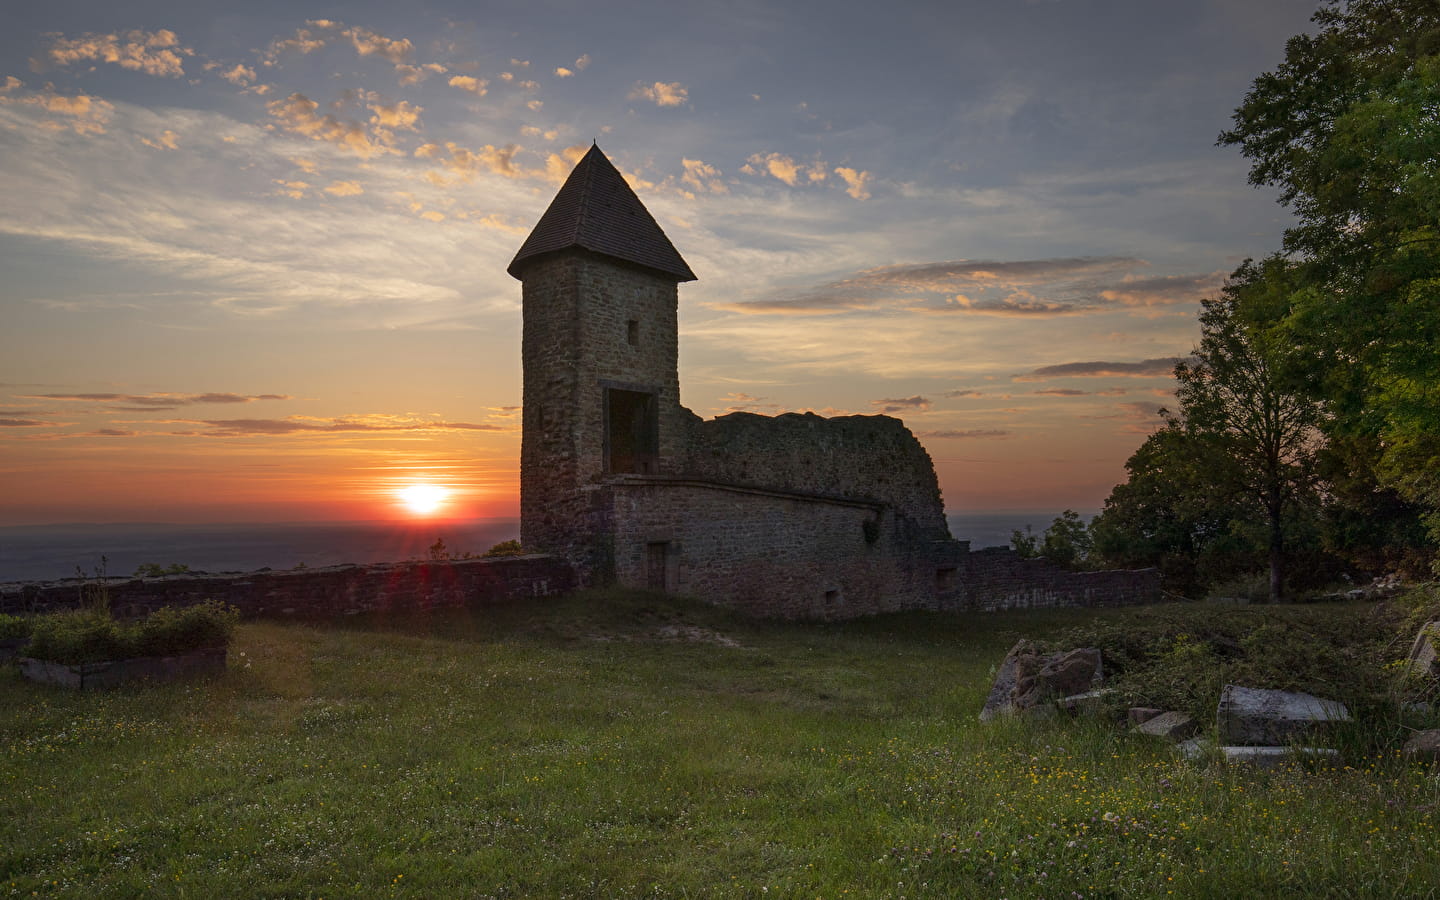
140,129 -> 180,150
834,166 -> 872,200
742,152 -> 826,186
629,81 -> 688,107
267,92 -> 396,158
324,180 -> 363,196
448,75 -> 488,96
44,29 -> 192,78
680,158 -> 727,194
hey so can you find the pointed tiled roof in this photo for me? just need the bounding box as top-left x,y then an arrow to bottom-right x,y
507,144 -> 697,282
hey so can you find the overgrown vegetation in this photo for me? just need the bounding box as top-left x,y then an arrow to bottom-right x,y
1041,595 -> 1430,737
21,600 -> 239,666
133,562 -> 191,578
0,614 -> 32,641
482,538 -> 525,557
2,592 -> 1437,897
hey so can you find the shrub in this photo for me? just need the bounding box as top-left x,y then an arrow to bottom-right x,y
23,601 -> 239,666
134,562 -> 191,577
26,610 -> 128,666
132,600 -> 238,658
0,613 -> 33,641
483,539 -> 524,557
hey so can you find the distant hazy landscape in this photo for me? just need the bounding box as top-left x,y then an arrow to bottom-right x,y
0,513 -> 1058,583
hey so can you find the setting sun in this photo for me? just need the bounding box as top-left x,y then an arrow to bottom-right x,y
398,484 -> 448,515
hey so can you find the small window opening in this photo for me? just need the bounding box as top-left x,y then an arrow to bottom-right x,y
606,387 -> 659,474
627,319 -> 639,346
936,567 -> 958,592
824,589 -> 841,608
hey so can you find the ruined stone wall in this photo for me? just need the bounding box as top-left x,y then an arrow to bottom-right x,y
0,555 -> 576,620
945,547 -> 1161,612
520,251 -> 685,578
604,478 -> 953,619
683,412 -> 951,540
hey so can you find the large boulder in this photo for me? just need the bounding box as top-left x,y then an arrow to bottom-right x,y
1407,621 -> 1439,679
980,641 -> 1103,720
1217,684 -> 1350,745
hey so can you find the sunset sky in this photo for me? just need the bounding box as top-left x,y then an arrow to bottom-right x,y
0,0 -> 1318,526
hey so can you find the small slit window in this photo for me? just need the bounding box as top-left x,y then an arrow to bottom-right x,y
627,319 -> 639,346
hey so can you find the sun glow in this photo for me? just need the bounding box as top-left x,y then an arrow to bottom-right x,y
398,484 -> 448,515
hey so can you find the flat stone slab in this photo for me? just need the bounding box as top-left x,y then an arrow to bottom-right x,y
1128,707 -> 1165,726
1056,688 -> 1115,716
1217,684 -> 1349,745
1135,711 -> 1200,742
1408,622 -> 1439,678
20,646 -> 226,690
1221,746 -> 1339,769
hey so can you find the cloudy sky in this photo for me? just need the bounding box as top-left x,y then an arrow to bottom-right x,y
0,0 -> 1318,525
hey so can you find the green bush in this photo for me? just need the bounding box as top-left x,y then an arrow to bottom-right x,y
23,601 -> 238,666
26,610 -> 129,666
0,613 -> 33,641
482,539 -> 524,557
132,601 -> 238,658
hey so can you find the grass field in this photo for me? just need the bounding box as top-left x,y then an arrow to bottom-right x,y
3,591 -> 1438,898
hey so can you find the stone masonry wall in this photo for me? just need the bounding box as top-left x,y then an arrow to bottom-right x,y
945,546 -> 1161,612
605,479 -> 948,619
0,555 -> 576,620
520,251 -> 686,580
684,412 -> 951,540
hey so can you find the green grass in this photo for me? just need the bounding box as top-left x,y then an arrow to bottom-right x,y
2,591 -> 1438,898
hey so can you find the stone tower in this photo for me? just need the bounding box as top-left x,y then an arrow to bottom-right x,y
507,145 -> 697,578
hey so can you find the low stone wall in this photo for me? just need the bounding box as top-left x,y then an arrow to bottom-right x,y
0,555 -> 577,620
947,546 -> 1160,612
607,477 -> 945,619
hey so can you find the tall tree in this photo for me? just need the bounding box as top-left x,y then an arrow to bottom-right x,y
1170,260 -> 1327,601
1219,0 -> 1440,544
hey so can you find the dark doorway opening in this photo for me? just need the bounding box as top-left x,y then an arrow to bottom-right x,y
646,542 -> 670,591
606,388 -> 659,474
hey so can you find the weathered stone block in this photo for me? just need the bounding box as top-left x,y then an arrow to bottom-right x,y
1216,684 -> 1350,745
1134,710 -> 1200,742
1401,729 -> 1440,762
980,642 -> 1103,720
1128,707 -> 1165,725
1407,621 -> 1439,679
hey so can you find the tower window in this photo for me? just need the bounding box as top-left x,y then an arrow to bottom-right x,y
605,387 -> 659,474
627,319 -> 639,346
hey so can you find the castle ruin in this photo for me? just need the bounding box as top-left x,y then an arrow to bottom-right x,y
507,145 -> 1159,619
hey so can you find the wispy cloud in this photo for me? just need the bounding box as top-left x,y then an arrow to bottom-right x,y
22,392 -> 290,409
917,429 -> 1012,439
188,416 -> 508,436
710,257 -> 1215,318
1014,357 -> 1185,381
871,395 -> 932,413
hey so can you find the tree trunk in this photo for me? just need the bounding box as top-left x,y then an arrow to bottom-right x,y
1268,495 -> 1285,603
